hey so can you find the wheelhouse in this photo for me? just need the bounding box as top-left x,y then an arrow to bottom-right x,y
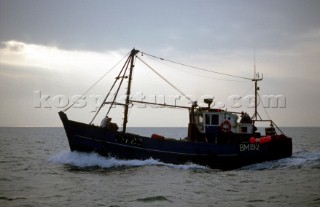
189,98 -> 255,143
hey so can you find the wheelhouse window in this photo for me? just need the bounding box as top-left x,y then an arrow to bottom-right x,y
194,113 -> 204,131
211,114 -> 219,125
241,127 -> 248,133
205,114 -> 219,126
199,114 -> 203,125
205,114 -> 210,125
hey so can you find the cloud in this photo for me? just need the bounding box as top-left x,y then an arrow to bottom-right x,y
0,41 -> 133,126
0,41 -> 126,71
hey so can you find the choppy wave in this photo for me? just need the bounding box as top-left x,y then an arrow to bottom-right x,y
241,151 -> 320,170
48,150 -> 207,170
136,195 -> 172,203
0,196 -> 27,201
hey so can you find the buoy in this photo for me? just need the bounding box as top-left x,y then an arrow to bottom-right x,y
249,137 -> 256,143
151,134 -> 165,140
259,136 -> 272,144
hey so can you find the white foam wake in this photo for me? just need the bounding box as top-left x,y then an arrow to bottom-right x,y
48,150 -> 207,170
241,151 -> 320,170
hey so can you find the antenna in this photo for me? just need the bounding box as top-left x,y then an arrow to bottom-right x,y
254,48 -> 256,78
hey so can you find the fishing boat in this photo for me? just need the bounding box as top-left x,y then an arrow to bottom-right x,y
59,49 -> 292,170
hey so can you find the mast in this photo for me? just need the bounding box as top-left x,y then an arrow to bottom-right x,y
252,73 -> 263,120
123,49 -> 139,133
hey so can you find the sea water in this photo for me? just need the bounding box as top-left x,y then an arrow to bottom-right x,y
0,127 -> 319,207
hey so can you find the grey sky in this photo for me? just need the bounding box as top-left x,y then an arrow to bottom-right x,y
0,0 -> 320,127
2,0 -> 319,51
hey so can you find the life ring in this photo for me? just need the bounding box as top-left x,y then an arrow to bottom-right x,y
220,120 -> 231,133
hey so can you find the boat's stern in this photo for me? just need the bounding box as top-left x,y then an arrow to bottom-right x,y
271,134 -> 292,158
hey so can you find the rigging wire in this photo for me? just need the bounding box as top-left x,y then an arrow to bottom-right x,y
257,93 -> 271,120
63,51 -> 131,113
89,54 -> 132,124
238,85 -> 254,101
65,49 -> 257,125
106,56 -> 131,116
143,54 -> 248,82
136,55 -> 193,103
141,51 -> 252,81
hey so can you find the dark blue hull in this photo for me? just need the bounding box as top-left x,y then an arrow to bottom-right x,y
59,112 -> 292,170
